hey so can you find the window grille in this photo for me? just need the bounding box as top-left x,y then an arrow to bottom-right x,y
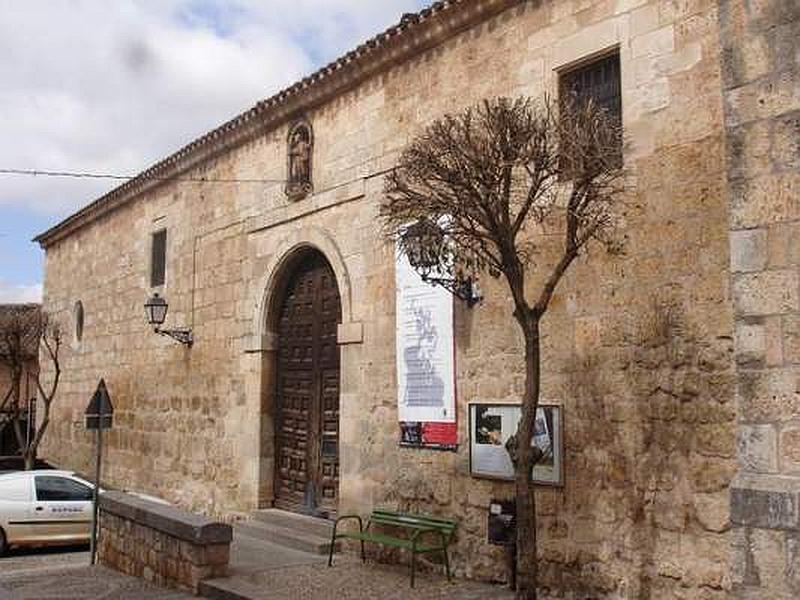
559,51 -> 623,169
560,52 -> 622,122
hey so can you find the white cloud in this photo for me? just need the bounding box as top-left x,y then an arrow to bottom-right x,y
0,0 -> 425,218
0,280 -> 42,304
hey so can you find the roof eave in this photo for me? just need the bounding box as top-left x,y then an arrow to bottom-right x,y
34,0 -> 523,249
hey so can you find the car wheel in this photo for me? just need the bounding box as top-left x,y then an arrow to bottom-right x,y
0,527 -> 6,556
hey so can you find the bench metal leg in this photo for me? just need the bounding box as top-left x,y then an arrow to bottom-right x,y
410,551 -> 416,588
360,539 -> 365,563
443,547 -> 451,582
327,535 -> 336,567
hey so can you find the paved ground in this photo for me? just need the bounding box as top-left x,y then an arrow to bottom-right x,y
0,547 -> 192,600
227,531 -> 326,574
0,537 -> 521,599
0,565 -> 195,600
202,532 -> 516,600
0,545 -> 88,575
205,558 -> 515,600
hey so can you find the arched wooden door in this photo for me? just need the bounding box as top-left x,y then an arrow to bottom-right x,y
274,251 -> 341,518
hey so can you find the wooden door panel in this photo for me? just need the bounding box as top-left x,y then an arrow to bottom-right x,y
274,253 -> 341,516
319,368 -> 340,510
275,365 -> 313,508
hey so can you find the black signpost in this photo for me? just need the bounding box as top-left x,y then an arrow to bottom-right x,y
84,379 -> 113,566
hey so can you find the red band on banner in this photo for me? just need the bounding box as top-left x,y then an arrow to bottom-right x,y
422,421 -> 457,445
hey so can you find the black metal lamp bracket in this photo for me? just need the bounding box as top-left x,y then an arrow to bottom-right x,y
154,327 -> 194,346
421,275 -> 483,307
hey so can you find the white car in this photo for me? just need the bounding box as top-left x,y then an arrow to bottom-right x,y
0,470 -> 95,554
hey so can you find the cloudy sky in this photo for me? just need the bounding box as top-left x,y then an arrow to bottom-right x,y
0,0 -> 427,303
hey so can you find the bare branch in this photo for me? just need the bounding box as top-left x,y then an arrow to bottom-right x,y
379,94 -> 627,599
382,95 -> 625,318
0,386 -> 12,413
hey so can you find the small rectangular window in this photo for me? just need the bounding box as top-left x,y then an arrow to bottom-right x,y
559,50 -> 623,169
150,229 -> 167,287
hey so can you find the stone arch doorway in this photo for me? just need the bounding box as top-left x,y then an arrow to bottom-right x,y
270,248 -> 341,518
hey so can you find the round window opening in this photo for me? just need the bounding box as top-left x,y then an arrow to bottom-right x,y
74,301 -> 84,342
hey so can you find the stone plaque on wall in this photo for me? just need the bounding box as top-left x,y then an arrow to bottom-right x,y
395,242 -> 457,450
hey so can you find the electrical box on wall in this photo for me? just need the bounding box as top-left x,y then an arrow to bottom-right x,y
488,499 -> 516,546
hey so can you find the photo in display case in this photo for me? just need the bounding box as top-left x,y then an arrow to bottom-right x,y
468,403 -> 563,485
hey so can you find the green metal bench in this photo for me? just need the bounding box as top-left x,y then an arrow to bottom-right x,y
328,509 -> 456,587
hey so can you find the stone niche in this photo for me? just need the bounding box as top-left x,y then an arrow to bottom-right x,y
98,491 -> 232,593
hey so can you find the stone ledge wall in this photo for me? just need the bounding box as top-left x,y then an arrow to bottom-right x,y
98,491 -> 232,593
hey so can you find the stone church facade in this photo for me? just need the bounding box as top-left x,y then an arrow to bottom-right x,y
33,1 -> 799,598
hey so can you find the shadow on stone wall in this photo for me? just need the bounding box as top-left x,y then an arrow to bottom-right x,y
370,287 -> 734,597
547,291 -> 734,598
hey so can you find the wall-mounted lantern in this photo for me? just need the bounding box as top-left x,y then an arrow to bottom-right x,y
402,219 -> 483,307
144,293 -> 193,346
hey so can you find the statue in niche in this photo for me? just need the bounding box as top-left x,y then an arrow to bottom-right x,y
285,120 -> 313,199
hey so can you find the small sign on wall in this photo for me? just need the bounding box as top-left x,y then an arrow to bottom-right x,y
488,499 -> 516,546
468,403 -> 563,486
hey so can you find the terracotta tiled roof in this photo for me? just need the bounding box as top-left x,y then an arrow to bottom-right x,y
33,0 -> 522,247
0,304 -> 42,360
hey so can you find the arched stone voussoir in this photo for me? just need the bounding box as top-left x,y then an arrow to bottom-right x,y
247,225 -> 361,352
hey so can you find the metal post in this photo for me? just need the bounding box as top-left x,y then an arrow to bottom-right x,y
89,425 -> 103,565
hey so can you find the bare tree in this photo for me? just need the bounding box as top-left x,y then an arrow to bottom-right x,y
0,306 -> 62,470
380,96 -> 625,599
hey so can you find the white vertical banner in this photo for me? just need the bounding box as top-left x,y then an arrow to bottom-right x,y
395,242 -> 456,424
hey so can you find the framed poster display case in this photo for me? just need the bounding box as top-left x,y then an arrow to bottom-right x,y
469,403 -> 563,486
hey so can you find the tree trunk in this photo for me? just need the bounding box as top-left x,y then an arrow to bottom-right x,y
515,318 -> 541,600
24,401 -> 49,472
9,363 -> 25,457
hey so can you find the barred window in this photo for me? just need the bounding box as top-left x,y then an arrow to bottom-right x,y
560,51 -> 621,122
559,51 -> 622,167
150,229 -> 167,288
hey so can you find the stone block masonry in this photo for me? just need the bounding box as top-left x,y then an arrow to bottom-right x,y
718,0 -> 800,597
98,491 -> 232,593
32,0 -> 769,596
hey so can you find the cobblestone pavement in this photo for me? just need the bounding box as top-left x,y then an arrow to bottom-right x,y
0,546 -> 88,575
0,544 -> 537,599
0,565 -> 194,599
211,558 -> 517,600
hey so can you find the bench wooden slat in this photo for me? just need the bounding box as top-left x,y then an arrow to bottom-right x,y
371,515 -> 455,528
369,516 -> 455,531
372,509 -> 455,524
370,510 -> 456,533
335,530 -> 443,553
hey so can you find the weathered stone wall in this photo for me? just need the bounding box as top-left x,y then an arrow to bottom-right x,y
40,185 -> 254,512
718,0 -> 800,597
40,1 -> 737,597
98,491 -> 232,592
